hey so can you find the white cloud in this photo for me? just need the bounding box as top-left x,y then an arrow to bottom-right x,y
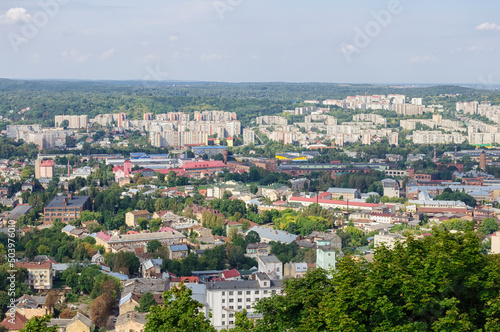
410,55 -> 437,63
0,8 -> 32,25
340,44 -> 358,54
99,48 -> 115,61
62,49 -> 91,63
200,53 -> 224,61
169,35 -> 179,41
475,22 -> 500,31
143,54 -> 160,63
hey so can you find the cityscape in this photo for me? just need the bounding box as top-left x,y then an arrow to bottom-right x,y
1,1 -> 500,331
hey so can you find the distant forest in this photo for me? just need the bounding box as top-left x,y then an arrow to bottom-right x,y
1,78 -> 500,128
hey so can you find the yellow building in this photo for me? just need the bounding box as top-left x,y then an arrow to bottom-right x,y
15,261 -> 53,290
115,312 -> 147,332
125,210 -> 150,227
47,313 -> 93,332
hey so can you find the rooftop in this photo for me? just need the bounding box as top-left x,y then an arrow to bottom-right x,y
45,195 -> 90,209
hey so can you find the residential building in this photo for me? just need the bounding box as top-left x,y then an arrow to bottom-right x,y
243,128 -> 256,145
0,311 -> 28,331
283,262 -> 309,278
316,246 -> 336,271
168,244 -> 189,259
125,210 -> 150,228
257,255 -> 282,280
492,231 -> 500,254
206,273 -> 282,331
326,188 -> 360,200
245,243 -> 271,258
246,226 -> 298,244
374,232 -> 404,250
222,269 -> 242,281
382,179 -> 400,198
47,313 -> 92,332
43,194 -> 91,224
115,312 -> 147,332
35,159 -> 55,179
14,295 -> 48,319
15,261 -> 53,290
95,230 -> 186,252
54,115 -> 88,128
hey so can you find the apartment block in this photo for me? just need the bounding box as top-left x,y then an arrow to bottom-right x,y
55,115 -> 88,128
15,261 -> 53,290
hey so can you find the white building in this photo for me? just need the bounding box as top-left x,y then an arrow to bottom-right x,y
257,255 -> 282,280
206,273 -> 282,331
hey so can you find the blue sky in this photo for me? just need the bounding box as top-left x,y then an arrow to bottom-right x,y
0,0 -> 499,84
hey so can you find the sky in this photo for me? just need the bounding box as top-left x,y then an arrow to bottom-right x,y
0,0 -> 499,84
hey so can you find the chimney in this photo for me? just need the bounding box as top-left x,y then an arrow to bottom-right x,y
62,198 -> 68,206
67,193 -> 73,200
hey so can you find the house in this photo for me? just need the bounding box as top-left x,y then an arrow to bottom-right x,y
257,255 -> 282,280
374,232 -> 404,250
222,269 -> 241,281
125,210 -> 150,228
141,259 -> 162,278
0,311 -> 28,331
95,230 -> 186,252
43,194 -> 91,224
47,313 -> 93,332
91,251 -> 104,264
245,243 -> 271,258
316,245 -> 336,271
168,244 -> 189,259
225,221 -> 243,234
206,273 -> 281,330
15,261 -> 53,290
382,179 -> 400,198
490,231 -> 500,254
283,262 -> 309,279
61,224 -> 89,240
119,278 -> 169,315
246,226 -> 298,244
326,187 -> 361,200
14,295 -> 48,319
115,311 -> 147,332
305,231 -> 342,251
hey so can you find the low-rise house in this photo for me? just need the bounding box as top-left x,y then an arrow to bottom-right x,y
95,230 -> 186,252
326,187 -> 361,200
141,259 -> 162,278
15,261 -> 53,290
115,312 -> 147,332
222,269 -> 241,281
283,262 -> 309,279
374,232 -> 405,250
246,226 -> 298,244
245,243 -> 271,258
47,313 -> 92,332
14,295 -> 48,319
61,224 -> 89,240
225,221 -> 243,234
168,244 -> 189,259
125,210 -> 150,228
257,255 -> 282,280
0,311 -> 28,331
316,245 -> 336,271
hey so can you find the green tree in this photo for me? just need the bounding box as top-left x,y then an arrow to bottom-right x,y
19,315 -> 58,332
147,240 -> 162,253
135,292 -> 157,313
477,217 -> 499,237
145,284 -> 216,332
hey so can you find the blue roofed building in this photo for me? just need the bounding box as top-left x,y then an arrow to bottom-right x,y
168,244 -> 189,259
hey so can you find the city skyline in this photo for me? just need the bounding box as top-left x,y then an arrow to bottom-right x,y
0,0 -> 499,84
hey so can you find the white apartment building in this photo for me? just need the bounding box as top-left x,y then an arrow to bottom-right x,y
353,113 -> 387,126
412,131 -> 466,145
243,128 -> 256,145
54,115 -> 88,128
374,233 -> 404,250
206,273 -> 282,331
255,116 -> 288,126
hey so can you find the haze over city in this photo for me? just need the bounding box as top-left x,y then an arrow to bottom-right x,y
0,0 -> 499,83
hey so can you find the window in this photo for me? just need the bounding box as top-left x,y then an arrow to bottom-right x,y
237,298 -> 242,302
272,290 -> 276,294
264,290 -> 268,295
222,299 -> 225,303
222,314 -> 225,318
229,314 -> 234,318
237,291 -> 242,295
255,290 -> 259,294
246,298 -> 250,302
229,306 -> 233,309
222,321 -> 225,325
238,306 -> 242,309
246,305 -> 251,309
246,291 -> 251,295
229,291 -> 233,295
264,282 -> 267,286
222,292 -> 225,296
255,297 -> 259,301
229,321 -> 234,325
229,299 -> 234,303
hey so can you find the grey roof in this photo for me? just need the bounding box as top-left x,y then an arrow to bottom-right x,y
45,195 -> 90,208
246,226 -> 298,244
52,263 -> 71,272
61,225 -> 75,233
327,188 -> 358,194
258,255 -> 281,264
115,312 -> 148,326
1,204 -> 31,221
48,313 -> 92,328
108,231 -> 185,244
169,244 -> 188,252
186,283 -> 207,305
105,271 -> 129,281
206,279 -> 282,290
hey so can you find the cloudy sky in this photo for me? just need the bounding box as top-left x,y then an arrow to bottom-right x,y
0,0 -> 499,84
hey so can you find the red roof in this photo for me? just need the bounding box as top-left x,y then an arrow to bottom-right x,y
181,276 -> 199,283
227,136 -> 233,140
159,226 -> 176,233
96,231 -> 111,242
318,192 -> 331,199
199,189 -> 207,196
289,197 -> 381,208
181,161 -> 227,170
15,261 -> 51,269
222,269 -> 241,279
113,165 -> 124,172
0,311 -> 28,330
40,160 -> 55,167
155,168 -> 187,176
